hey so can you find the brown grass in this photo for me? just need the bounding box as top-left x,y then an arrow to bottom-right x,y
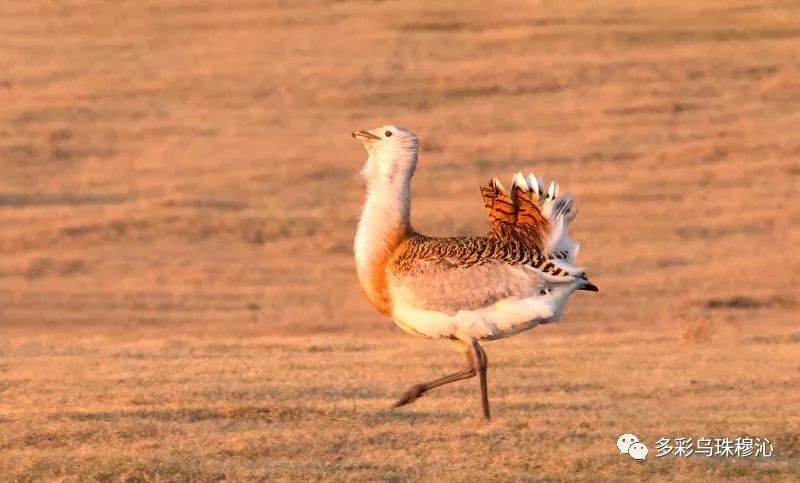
1,0 -> 799,480
680,318 -> 715,344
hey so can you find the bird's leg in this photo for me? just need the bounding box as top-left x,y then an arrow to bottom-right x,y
392,339 -> 477,408
471,339 -> 490,420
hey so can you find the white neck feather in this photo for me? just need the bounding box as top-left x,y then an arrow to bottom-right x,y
354,151 -> 414,304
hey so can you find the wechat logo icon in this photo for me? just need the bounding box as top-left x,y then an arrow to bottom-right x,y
617,433 -> 648,461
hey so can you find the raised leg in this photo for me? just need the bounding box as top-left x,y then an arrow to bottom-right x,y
393,339 -> 491,420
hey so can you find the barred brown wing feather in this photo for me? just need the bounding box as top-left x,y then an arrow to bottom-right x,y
480,179 -> 517,236
511,186 -> 550,253
479,176 -> 552,254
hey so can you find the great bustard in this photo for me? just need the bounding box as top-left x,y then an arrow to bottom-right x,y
352,125 -> 597,420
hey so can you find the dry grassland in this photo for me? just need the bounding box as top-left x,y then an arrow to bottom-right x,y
1,0 -> 799,480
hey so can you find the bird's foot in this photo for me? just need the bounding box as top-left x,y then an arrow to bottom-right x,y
392,384 -> 426,407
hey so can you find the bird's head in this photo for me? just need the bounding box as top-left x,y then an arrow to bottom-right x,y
352,125 -> 419,184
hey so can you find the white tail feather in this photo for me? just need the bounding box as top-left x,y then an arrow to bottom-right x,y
512,171 -> 528,192
548,181 -> 558,200
509,172 -> 580,262
492,177 -> 505,192
526,172 -> 540,198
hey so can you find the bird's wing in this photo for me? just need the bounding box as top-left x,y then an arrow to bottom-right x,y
388,258 -> 546,314
480,172 -> 579,261
387,235 -> 586,315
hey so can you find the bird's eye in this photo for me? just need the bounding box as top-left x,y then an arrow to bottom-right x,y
385,131 -> 392,137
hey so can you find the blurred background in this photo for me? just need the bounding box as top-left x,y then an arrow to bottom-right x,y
1,0 -> 797,338
2,1 -> 800,480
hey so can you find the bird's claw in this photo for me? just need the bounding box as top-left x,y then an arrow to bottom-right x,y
392,384 -> 425,407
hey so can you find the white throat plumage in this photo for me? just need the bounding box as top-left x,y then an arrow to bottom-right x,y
353,144 -> 417,314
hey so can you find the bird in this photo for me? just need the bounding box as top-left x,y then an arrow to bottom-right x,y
352,125 -> 597,420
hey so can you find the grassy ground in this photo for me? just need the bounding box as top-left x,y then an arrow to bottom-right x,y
1,0 -> 799,480
1,329 -> 799,480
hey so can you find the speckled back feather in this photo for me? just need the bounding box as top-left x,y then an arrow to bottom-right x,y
390,233 -> 575,279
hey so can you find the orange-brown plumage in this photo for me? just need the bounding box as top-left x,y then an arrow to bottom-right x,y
480,178 -> 552,253
361,224 -> 410,316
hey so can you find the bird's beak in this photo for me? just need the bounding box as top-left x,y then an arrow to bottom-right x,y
352,130 -> 380,141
